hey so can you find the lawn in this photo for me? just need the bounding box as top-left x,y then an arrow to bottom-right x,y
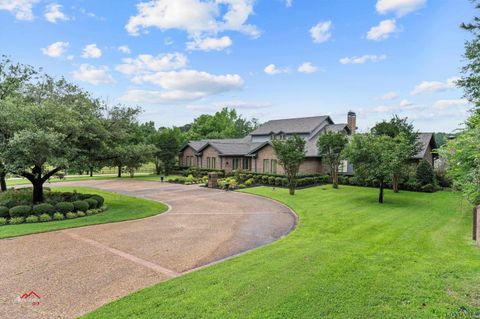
84,185 -> 480,319
0,186 -> 168,239
5,174 -> 182,186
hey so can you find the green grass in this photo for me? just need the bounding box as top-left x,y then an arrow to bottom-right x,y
84,185 -> 480,319
0,186 -> 168,239
6,174 -> 182,186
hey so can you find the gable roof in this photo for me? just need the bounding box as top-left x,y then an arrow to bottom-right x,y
413,132 -> 437,159
324,123 -> 351,134
250,115 -> 331,135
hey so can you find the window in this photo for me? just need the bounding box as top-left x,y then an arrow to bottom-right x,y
207,157 -> 211,169
263,159 -> 270,173
212,157 -> 216,169
271,159 -> 277,174
233,158 -> 240,170
207,157 -> 216,169
188,156 -> 193,166
243,158 -> 250,171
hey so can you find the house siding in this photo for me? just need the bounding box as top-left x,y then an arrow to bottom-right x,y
180,146 -> 197,167
201,146 -> 221,169
423,144 -> 433,165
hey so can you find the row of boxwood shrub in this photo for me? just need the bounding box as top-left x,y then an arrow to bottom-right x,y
336,176 -> 440,193
172,166 -> 225,178
0,206 -> 107,225
0,189 -> 106,223
216,172 -> 331,190
169,174 -> 208,185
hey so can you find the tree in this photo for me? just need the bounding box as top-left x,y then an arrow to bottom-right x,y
0,57 -> 37,192
186,108 -> 258,140
317,132 -> 348,188
344,134 -> 411,203
272,135 -> 306,195
3,76 -> 103,203
371,116 -> 421,192
123,144 -> 157,178
152,128 -> 184,175
416,159 -> 435,186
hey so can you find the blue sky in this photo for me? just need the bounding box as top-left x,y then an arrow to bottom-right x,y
0,0 -> 474,132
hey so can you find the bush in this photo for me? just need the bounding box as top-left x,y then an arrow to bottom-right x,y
66,212 -> 78,219
416,160 -> 434,186
26,215 -> 39,223
421,184 -> 436,193
73,200 -> 89,212
85,198 -> 98,209
0,217 -> 7,225
77,211 -> 86,217
245,178 -> 254,186
55,202 -> 75,214
33,203 -> 55,216
90,195 -> 104,207
39,213 -> 52,222
53,212 -> 65,220
0,206 -> 9,218
9,205 -> 32,218
86,210 -> 94,216
9,217 -> 25,224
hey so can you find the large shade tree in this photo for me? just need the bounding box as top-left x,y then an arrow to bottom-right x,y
152,127 -> 184,175
272,135 -> 306,195
317,132 -> 348,189
3,76 -> 105,203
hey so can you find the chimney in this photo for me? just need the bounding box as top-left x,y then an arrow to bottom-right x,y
347,111 -> 356,135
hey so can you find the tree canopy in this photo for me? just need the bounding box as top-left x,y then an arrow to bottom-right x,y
317,132 -> 348,188
272,135 -> 306,195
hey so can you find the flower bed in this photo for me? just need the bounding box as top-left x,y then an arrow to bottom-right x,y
0,188 -> 108,225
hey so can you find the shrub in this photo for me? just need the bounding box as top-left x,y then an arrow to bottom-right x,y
421,184 -> 436,193
245,178 -> 254,186
33,203 -> 55,216
90,195 -> 104,207
416,160 -> 434,186
53,212 -> 65,220
0,217 -> 7,225
0,206 -> 9,218
77,211 -> 86,217
26,215 -> 39,223
39,213 -> 52,222
55,202 -> 75,214
86,210 -> 94,216
85,198 -> 98,209
9,205 -> 32,218
9,217 -> 25,224
73,200 -> 89,212
261,175 -> 269,184
268,176 -> 276,185
66,212 -> 78,219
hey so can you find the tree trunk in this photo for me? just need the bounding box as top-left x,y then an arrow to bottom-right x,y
118,166 -> 122,178
89,167 -> 93,177
0,172 -> 6,192
155,159 -> 161,175
32,180 -> 44,204
392,174 -> 399,193
289,185 -> 295,195
379,179 -> 384,204
332,163 -> 338,189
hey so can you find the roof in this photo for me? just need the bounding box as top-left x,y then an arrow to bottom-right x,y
250,115 -> 330,135
413,133 -> 437,159
324,124 -> 350,134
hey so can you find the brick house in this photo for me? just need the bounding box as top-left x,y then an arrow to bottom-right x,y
179,112 -> 436,175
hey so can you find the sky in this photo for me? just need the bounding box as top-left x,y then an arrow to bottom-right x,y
0,0 -> 475,132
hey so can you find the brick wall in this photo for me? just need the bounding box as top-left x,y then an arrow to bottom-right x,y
255,144 -> 323,174
180,146 -> 197,167
201,146 -> 221,169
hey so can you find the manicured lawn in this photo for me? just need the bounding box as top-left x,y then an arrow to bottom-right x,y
84,186 -> 480,319
5,174 -> 182,186
0,186 -> 168,239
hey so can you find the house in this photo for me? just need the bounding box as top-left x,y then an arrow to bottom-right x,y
179,112 -> 356,175
179,112 -> 437,175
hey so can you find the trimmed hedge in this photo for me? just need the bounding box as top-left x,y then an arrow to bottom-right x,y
33,203 -> 55,216
85,198 -> 98,209
55,202 -> 75,214
90,195 -> 104,207
0,206 -> 9,218
73,200 -> 89,212
9,205 -> 32,218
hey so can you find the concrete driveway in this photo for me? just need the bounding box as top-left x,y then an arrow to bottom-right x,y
0,180 -> 296,319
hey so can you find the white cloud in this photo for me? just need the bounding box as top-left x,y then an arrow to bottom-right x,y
123,69 -> 244,104
44,3 -> 68,23
116,53 -> 188,75
186,36 -> 232,51
366,19 -> 399,41
285,0 -> 293,7
378,91 -> 398,100
118,45 -> 131,54
264,64 -> 288,75
297,62 -> 318,74
41,41 -> 69,58
187,100 -> 271,112
0,0 -> 38,20
81,44 -> 102,59
374,99 -> 414,113
410,77 -> 459,96
340,54 -> 387,65
376,0 -> 426,17
399,99 -> 413,107
310,21 -> 332,43
433,98 -> 470,110
125,0 -> 260,39
72,64 -> 115,85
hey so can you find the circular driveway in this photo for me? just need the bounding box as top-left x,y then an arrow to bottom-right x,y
0,180 -> 296,319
